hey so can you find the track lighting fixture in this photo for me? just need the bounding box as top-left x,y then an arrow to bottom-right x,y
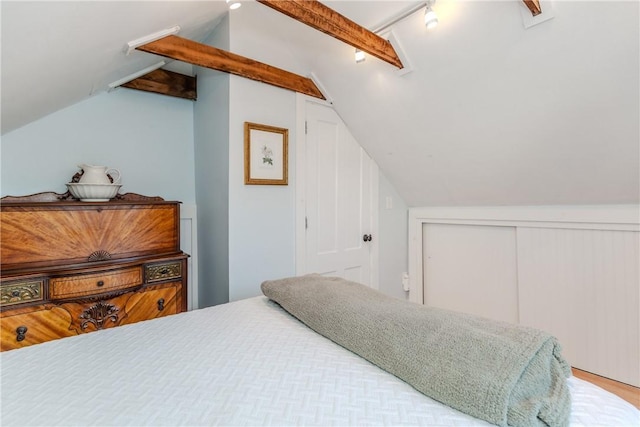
355,1 -> 439,64
424,1 -> 439,29
226,0 -> 241,10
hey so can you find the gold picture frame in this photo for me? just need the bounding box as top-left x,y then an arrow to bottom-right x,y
244,122 -> 289,185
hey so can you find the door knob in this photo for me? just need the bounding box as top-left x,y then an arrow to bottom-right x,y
363,234 -> 372,242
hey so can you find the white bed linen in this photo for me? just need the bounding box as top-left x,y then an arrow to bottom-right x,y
1,296 -> 638,426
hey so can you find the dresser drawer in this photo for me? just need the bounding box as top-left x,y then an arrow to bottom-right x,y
50,267 -> 142,300
120,282 -> 182,326
145,261 -> 182,283
0,305 -> 76,351
1,279 -> 44,307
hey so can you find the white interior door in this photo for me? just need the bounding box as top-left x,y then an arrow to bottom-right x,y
303,101 -> 377,286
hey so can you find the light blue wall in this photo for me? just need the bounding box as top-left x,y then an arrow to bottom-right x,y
1,89 -> 195,203
193,15 -> 231,308
193,13 -> 297,305
1,12 -> 409,308
186,7 -> 300,305
227,77 -> 297,301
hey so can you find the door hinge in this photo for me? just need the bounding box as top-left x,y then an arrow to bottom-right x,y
305,121 -> 308,135
305,216 -> 308,229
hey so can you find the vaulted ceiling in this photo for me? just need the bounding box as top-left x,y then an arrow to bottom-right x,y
1,0 -> 411,134
2,1 -> 638,206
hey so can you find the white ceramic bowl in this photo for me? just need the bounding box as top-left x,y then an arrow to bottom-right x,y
66,183 -> 122,202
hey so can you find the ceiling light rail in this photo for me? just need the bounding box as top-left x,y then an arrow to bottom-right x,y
356,1 -> 437,64
108,61 -> 166,91
125,26 -> 180,55
371,1 -> 430,34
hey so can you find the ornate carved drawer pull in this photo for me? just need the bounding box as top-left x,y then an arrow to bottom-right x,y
16,326 -> 28,342
157,298 -> 165,311
145,262 -> 181,282
80,301 -> 119,330
1,281 -> 43,307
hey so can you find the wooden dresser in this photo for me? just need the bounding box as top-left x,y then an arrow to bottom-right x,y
0,192 -> 188,351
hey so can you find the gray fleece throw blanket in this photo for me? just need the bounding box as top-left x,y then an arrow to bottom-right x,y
261,274 -> 571,427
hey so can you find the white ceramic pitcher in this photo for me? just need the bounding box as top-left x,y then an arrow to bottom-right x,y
78,164 -> 121,185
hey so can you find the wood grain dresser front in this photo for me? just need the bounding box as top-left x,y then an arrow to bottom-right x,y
0,193 -> 188,351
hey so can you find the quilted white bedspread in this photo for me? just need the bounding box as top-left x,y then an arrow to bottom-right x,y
1,297 -> 638,426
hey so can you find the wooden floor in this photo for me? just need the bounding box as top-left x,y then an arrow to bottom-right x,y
572,368 -> 640,409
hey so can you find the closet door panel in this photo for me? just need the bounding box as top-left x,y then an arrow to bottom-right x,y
422,223 -> 518,324
517,227 -> 639,387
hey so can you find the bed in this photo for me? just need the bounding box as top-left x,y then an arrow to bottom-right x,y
1,282 -> 639,426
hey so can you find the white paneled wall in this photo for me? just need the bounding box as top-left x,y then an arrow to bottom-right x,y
518,227 -> 639,386
408,205 -> 640,386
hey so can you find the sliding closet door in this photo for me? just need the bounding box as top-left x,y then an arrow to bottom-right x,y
422,223 -> 518,323
518,228 -> 640,387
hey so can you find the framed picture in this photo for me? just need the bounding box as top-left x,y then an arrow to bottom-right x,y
244,122 -> 289,185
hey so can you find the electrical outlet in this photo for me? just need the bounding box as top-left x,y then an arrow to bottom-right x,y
402,272 -> 409,291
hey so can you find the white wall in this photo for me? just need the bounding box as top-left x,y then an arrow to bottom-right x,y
1,89 -> 196,204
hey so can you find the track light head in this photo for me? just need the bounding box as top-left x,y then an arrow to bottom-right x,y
226,0 -> 241,10
424,5 -> 439,29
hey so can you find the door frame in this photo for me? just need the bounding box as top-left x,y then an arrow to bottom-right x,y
294,94 -> 379,288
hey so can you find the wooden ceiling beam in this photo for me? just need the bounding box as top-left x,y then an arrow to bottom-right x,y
522,0 -> 542,16
256,0 -> 403,69
122,68 -> 197,100
137,35 -> 325,100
